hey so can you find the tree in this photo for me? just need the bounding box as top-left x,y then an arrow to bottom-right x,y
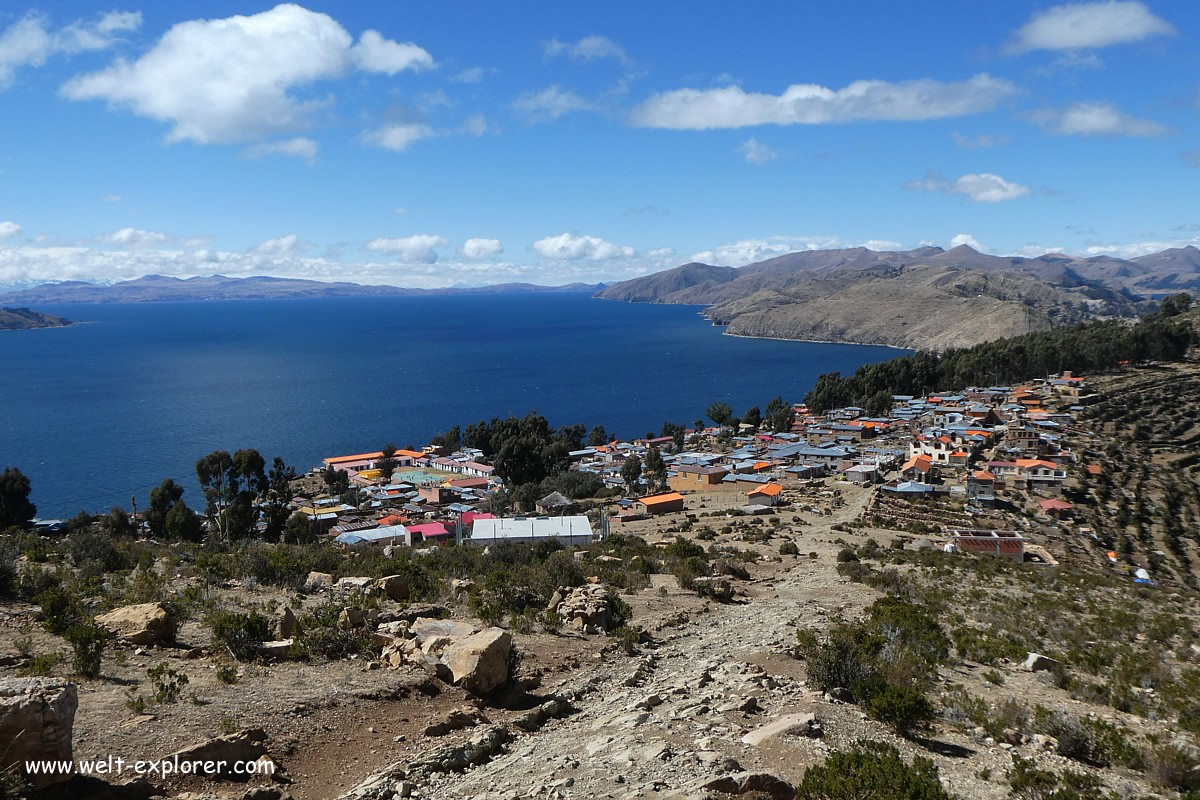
432,425 -> 462,451
644,446 -> 667,490
283,511 -> 316,544
621,455 -> 642,492
765,395 -> 795,433
587,425 -> 609,447
377,442 -> 398,482
321,465 -> 349,496
706,401 -> 733,427
102,507 -> 135,538
0,467 -> 36,529
145,478 -> 184,538
195,449 -> 266,540
262,457 -> 297,540
742,406 -> 762,429
165,500 -> 204,542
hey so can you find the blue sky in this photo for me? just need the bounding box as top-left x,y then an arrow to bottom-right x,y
0,1 -> 1197,288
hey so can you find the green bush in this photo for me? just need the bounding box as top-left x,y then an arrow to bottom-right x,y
796,741 -> 952,800
779,540 -> 800,555
146,662 -> 189,703
19,653 -> 60,677
206,610 -> 270,661
865,684 -> 935,737
34,585 -> 83,635
64,622 -> 109,679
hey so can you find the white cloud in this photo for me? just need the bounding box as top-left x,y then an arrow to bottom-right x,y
513,85 -> 591,122
0,221 -> 21,240
460,114 -> 490,137
100,227 -> 169,247
452,66 -> 487,83
61,5 -> 431,145
350,29 -> 433,75
0,10 -> 140,88
361,122 -> 436,151
103,194 -> 123,203
863,240 -> 903,251
532,233 -> 634,261
543,36 -> 631,66
1026,102 -> 1170,137
253,233 -> 304,257
1006,1 -> 1174,53
950,233 -> 988,251
905,171 -> 1030,203
1183,149 -> 1200,168
738,138 -> 778,164
952,131 -> 1008,149
364,234 -> 448,263
628,74 -> 1016,129
459,238 -> 503,259
1083,238 -> 1200,258
689,239 -> 792,265
1012,244 -> 1066,257
243,136 -> 318,163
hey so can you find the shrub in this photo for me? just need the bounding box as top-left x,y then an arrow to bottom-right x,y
294,602 -> 371,660
837,547 -> 859,563
34,585 -> 83,635
1144,742 -> 1200,791
796,741 -> 952,800
1007,756 -> 1108,800
146,662 -> 189,704
779,541 -> 800,555
215,663 -> 238,685
19,653 -> 60,677
613,625 -> 641,655
206,610 -> 270,661
866,684 -> 935,737
64,622 -> 109,679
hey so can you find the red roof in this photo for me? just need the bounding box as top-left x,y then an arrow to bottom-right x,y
1039,498 -> 1073,511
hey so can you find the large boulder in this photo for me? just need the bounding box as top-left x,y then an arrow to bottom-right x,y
375,575 -> 409,602
274,606 -> 298,639
163,727 -> 271,780
303,571 -> 334,593
95,602 -> 176,645
442,628 -> 512,695
410,619 -> 478,654
0,678 -> 78,788
741,713 -> 821,746
1024,652 -> 1060,672
701,772 -> 796,799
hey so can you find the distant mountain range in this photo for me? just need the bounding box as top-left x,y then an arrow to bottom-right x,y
0,307 -> 73,331
0,274 -> 606,304
596,244 -> 1200,350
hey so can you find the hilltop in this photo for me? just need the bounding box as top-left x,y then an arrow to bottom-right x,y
0,306 -> 72,330
596,244 -> 1199,349
0,274 -> 606,304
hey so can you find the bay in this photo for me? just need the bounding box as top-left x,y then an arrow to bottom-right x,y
0,293 -> 904,517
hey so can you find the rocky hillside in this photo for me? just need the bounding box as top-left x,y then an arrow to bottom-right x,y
0,306 -> 72,330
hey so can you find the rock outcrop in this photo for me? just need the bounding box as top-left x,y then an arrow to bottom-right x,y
0,678 -> 78,787
95,602 -> 176,645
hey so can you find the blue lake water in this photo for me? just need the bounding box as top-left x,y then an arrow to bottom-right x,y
0,294 -> 904,517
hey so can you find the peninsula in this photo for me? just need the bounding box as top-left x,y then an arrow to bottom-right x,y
0,306 -> 73,331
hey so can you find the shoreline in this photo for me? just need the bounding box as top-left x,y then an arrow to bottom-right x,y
719,328 -> 912,351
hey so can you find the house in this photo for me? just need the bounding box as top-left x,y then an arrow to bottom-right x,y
899,454 -> 934,483
1039,498 -> 1074,519
966,471 -> 996,507
844,463 -> 879,485
636,492 -> 685,515
469,515 -> 594,547
536,491 -> 575,514
1015,459 -> 1067,492
668,464 -> 728,492
947,529 -> 1024,561
335,524 -> 411,547
746,483 -> 783,506
408,522 -> 452,542
418,486 -> 455,506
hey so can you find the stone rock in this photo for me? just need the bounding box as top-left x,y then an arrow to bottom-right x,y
442,628 -> 512,695
741,712 -> 821,746
701,771 -> 796,799
338,607 -> 366,630
715,560 -> 751,581
95,602 -> 176,645
450,578 -> 475,594
410,619 -> 478,653
164,728 -> 270,780
1004,728 -> 1026,746
692,577 -> 734,602
556,584 -> 615,632
392,603 -> 448,623
375,575 -> 409,602
335,576 -> 373,595
274,606 -> 298,639
423,705 -> 489,737
1024,652 -> 1060,672
304,571 -> 334,592
0,678 -> 78,788
256,639 -> 294,660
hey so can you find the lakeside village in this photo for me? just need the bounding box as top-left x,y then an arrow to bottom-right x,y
260,368 -> 1113,573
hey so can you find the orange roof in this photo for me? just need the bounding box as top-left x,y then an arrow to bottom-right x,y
950,450 -> 968,457
1016,458 -> 1057,469
1085,464 -> 1102,476
750,483 -> 783,497
639,492 -> 684,506
753,461 -> 771,470
324,451 -> 384,465
901,454 -> 932,472
397,449 -> 426,460
972,470 -> 995,481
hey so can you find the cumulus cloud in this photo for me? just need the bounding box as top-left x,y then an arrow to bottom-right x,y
1026,102 -> 1171,137
0,221 -> 21,240
0,10 -> 140,88
738,138 -> 778,164
951,233 -> 988,251
100,227 -> 169,247
1006,1 -> 1174,53
542,35 -> 631,66
243,136 -> 318,163
361,122 -> 436,151
459,238 -> 503,259
513,85 -> 591,122
350,29 -> 433,75
904,171 -> 1030,203
952,131 -> 1008,149
60,5 -> 431,144
252,233 -> 304,257
628,74 -> 1016,129
532,233 -> 634,261
364,234 -> 448,263
452,66 -> 487,83
460,114 -> 490,137
1083,237 -> 1200,258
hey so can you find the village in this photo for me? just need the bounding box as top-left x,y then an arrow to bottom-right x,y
297,369 -> 1108,574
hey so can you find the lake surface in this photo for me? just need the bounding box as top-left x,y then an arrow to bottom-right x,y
0,294 -> 904,517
